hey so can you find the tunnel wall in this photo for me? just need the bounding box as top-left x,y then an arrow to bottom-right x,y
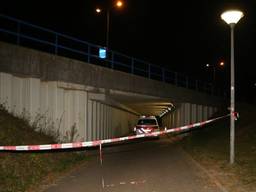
161,103 -> 218,128
0,72 -> 137,142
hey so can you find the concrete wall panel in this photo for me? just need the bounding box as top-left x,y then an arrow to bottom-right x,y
29,78 -> 41,119
0,73 -> 12,108
92,101 -> 97,140
197,105 -> 203,122
191,104 -> 197,123
203,106 -> 208,120
87,99 -> 93,141
11,76 -> 23,115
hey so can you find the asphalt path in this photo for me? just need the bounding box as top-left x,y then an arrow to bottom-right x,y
43,137 -> 224,192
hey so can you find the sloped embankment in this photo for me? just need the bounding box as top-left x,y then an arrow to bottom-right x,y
0,105 -> 87,192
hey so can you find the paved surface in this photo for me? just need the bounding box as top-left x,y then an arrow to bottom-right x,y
43,137 -> 223,192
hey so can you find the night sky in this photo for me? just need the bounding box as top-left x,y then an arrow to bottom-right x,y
0,0 -> 255,102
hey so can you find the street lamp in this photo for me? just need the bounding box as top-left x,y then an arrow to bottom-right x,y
221,10 -> 244,164
96,0 -> 124,49
206,61 -> 225,82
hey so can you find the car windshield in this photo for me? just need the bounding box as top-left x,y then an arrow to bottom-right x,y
137,119 -> 157,125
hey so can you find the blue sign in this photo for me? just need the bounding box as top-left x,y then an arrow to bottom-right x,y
99,48 -> 107,59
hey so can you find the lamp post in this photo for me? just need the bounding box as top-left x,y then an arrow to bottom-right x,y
221,10 -> 244,164
96,0 -> 123,49
206,63 -> 216,82
206,61 -> 225,82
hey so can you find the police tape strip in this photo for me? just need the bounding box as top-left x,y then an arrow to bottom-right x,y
0,114 -> 230,151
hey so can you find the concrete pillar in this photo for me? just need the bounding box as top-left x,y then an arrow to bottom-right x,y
11,76 -> 23,115
56,87 -> 65,138
47,82 -> 58,123
208,107 -> 213,117
87,99 -> 93,141
214,107 -> 218,113
40,82 -> 49,118
100,103 -> 104,139
203,106 -> 208,120
197,105 -> 203,122
169,113 -> 172,127
105,105 -> 108,138
184,103 -> 191,125
77,91 -> 87,141
73,91 -> 80,135
121,110 -> 126,136
172,112 -> 175,127
109,107 -> 114,137
176,108 -> 180,127
64,89 -> 77,140
102,104 -> 106,139
63,89 -> 70,137
0,73 -> 12,109
96,102 -> 101,139
22,78 -> 30,115
191,104 -> 197,123
84,92 -> 88,140
179,105 -> 183,126
92,101 -> 97,140
112,108 -> 118,136
28,78 -> 41,120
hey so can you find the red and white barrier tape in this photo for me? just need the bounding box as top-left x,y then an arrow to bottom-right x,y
0,114 -> 230,151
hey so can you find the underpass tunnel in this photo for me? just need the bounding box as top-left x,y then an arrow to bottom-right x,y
108,90 -> 218,131
0,71 -> 219,142
0,41 -> 222,143
107,89 -> 174,128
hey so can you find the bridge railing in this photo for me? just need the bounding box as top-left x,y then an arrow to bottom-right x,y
0,14 -> 217,95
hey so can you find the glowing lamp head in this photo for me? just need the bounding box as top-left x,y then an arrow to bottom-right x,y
220,61 -> 225,66
96,8 -> 101,13
221,10 -> 244,25
206,64 -> 210,67
116,1 -> 123,7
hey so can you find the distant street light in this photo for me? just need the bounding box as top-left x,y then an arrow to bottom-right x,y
205,61 -> 225,82
221,9 -> 244,164
96,0 -> 124,49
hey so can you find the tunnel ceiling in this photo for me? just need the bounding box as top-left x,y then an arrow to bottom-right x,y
108,90 -> 174,116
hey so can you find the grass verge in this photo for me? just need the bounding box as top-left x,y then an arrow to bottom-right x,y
181,103 -> 256,192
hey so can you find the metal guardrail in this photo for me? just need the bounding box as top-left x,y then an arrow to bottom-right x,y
0,14 -> 216,95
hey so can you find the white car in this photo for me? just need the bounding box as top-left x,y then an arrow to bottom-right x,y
134,116 -> 160,136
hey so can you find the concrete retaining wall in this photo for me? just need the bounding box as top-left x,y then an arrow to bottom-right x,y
0,72 -> 138,142
161,103 -> 218,128
0,42 -> 222,106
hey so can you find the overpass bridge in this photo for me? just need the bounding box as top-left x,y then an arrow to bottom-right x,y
0,15 -> 223,142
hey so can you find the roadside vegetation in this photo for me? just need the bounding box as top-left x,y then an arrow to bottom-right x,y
181,103 -> 256,191
0,105 -> 87,192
